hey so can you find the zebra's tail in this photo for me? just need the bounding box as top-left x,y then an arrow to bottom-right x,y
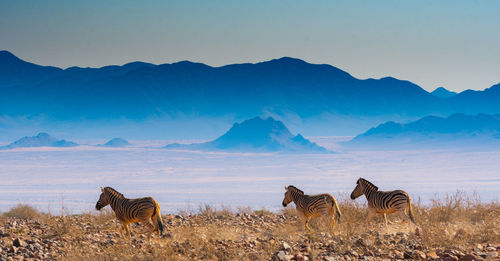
153,200 -> 164,235
332,198 -> 342,223
407,197 -> 416,224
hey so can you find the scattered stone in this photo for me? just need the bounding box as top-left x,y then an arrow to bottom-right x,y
0,213 -> 498,260
426,251 -> 439,259
458,254 -> 482,261
414,227 -> 421,236
393,250 -> 404,259
486,246 -> 496,252
294,253 -> 305,261
414,250 -> 426,259
274,250 -> 287,261
12,238 -> 27,248
443,256 -> 459,261
404,250 -> 414,259
281,242 -> 291,251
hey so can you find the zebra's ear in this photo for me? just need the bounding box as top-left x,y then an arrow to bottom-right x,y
284,186 -> 288,190
100,187 -> 104,192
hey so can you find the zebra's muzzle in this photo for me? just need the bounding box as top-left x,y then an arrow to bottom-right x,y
95,203 -> 102,210
282,201 -> 288,207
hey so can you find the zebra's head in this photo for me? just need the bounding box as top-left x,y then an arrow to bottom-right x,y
95,187 -> 110,210
350,178 -> 365,200
282,185 -> 303,207
351,178 -> 378,200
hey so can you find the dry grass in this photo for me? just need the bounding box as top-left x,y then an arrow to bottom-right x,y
2,204 -> 41,219
1,192 -> 499,260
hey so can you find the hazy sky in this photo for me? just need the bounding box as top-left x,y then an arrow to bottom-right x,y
1,0 -> 499,92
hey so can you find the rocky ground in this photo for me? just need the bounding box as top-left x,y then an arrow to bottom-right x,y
0,201 -> 499,260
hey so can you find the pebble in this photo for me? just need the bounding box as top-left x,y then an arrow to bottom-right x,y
274,250 -> 287,261
12,238 -> 27,248
0,214 -> 498,260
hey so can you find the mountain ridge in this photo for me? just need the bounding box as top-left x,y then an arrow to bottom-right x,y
165,117 -> 329,153
347,113 -> 500,148
431,87 -> 457,98
1,50 -> 499,135
0,132 -> 78,149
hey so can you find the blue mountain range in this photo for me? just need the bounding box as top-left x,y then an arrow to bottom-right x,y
1,50 -> 499,122
99,138 -> 131,147
430,87 -> 457,98
0,132 -> 78,149
165,117 -> 329,153
348,113 -> 500,148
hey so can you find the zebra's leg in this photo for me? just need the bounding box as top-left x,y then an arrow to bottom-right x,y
304,216 -> 313,231
150,215 -> 160,237
297,211 -> 307,231
119,223 -> 126,238
330,215 -> 336,231
124,223 -> 132,239
365,208 -> 376,225
325,210 -> 335,231
143,220 -> 155,240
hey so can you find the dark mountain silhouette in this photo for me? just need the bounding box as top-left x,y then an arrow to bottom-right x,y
0,51 -> 62,88
448,83 -> 500,115
100,138 -> 131,147
347,113 -> 500,148
1,50 -> 499,136
165,117 -> 329,153
0,132 -> 78,149
431,87 -> 457,98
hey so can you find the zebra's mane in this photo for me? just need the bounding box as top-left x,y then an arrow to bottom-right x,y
287,185 -> 304,195
359,178 -> 379,191
104,187 -> 125,198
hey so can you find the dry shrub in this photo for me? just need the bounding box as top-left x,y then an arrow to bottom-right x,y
236,206 -> 253,214
91,208 -> 116,225
253,208 -> 273,216
280,206 -> 297,217
416,191 -> 500,249
198,204 -> 234,218
1,193 -> 499,260
2,204 -> 40,219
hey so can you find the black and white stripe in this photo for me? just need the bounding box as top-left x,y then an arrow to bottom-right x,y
350,178 -> 416,226
282,185 -> 342,231
95,187 -> 164,239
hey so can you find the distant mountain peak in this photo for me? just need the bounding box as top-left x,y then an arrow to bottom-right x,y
36,132 -> 51,138
269,57 -> 307,64
431,87 -> 457,98
165,116 -> 330,153
1,132 -> 78,150
0,50 -> 18,59
1,50 -> 499,124
101,138 -> 131,147
0,50 -> 26,65
347,113 -> 500,148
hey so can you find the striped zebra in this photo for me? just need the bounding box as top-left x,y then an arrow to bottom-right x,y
282,185 -> 342,231
350,178 -> 416,226
95,187 -> 164,239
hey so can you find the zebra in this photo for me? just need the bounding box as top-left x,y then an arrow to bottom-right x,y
350,178 -> 416,226
282,185 -> 342,231
95,187 -> 164,239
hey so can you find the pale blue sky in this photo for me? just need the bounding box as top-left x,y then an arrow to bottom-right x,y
1,0 -> 499,92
